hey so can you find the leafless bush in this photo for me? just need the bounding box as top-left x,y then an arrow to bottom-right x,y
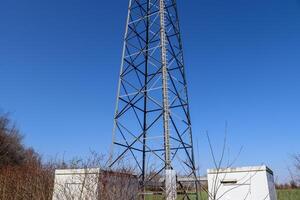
203,123 -> 251,200
0,113 -> 55,199
276,182 -> 299,190
204,123 -> 278,200
0,113 -> 33,166
294,154 -> 300,185
295,155 -> 300,172
0,161 -> 54,200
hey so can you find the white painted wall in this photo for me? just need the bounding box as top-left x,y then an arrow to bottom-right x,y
207,166 -> 277,200
52,168 -> 100,200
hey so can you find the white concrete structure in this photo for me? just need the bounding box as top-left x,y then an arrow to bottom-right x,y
52,168 -> 100,200
207,166 -> 277,200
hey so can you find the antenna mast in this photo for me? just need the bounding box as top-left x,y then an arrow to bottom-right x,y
110,0 -> 199,199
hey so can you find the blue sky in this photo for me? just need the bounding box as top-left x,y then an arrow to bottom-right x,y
0,0 -> 300,182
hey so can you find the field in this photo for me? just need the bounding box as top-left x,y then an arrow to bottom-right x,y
144,190 -> 300,200
277,189 -> 300,200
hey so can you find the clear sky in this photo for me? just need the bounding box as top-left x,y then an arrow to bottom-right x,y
0,0 -> 299,182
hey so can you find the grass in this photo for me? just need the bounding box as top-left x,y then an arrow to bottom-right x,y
144,189 -> 300,200
144,192 -> 208,200
277,189 -> 300,200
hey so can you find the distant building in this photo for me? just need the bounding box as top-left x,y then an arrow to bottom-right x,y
177,176 -> 208,190
178,176 -> 208,185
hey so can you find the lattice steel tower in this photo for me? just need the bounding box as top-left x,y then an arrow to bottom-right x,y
110,0 -> 199,199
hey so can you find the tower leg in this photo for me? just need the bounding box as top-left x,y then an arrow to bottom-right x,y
165,169 -> 177,200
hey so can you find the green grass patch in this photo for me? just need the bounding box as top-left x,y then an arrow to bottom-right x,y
277,189 -> 300,200
144,189 -> 300,200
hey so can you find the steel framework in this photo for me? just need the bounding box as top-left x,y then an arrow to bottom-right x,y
110,0 -> 199,199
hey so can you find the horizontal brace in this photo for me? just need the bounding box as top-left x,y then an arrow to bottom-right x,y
145,146 -> 192,153
128,12 -> 159,25
114,142 -> 144,152
147,104 -> 187,113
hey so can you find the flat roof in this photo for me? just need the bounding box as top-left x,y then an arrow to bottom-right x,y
207,165 -> 273,175
54,168 -> 137,177
55,168 -> 100,175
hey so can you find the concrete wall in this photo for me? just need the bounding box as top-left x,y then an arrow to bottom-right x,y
52,168 -> 101,200
207,166 -> 277,200
52,168 -> 139,200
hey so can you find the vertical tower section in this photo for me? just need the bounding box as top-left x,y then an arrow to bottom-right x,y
110,0 -> 199,199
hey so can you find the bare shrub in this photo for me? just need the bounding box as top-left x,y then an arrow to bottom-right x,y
0,113 -> 55,200
0,161 -> 54,200
294,154 -> 300,185
204,123 -> 277,200
0,113 -> 28,166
